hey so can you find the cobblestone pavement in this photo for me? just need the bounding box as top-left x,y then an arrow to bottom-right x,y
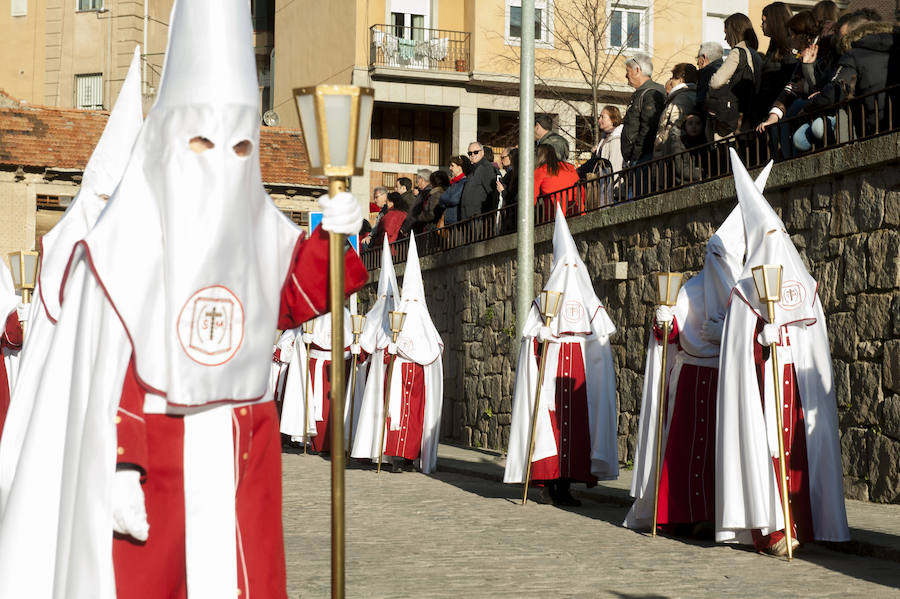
282,453 -> 900,599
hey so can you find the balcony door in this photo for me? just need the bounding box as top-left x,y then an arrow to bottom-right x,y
387,1 -> 432,69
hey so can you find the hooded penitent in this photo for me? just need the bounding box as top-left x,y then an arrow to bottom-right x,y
352,236 -> 444,472
280,309 -> 352,450
504,205 -> 618,484
625,163 -> 772,530
0,2 -> 307,597
0,46 -> 144,510
352,239 -> 400,461
715,149 -> 848,545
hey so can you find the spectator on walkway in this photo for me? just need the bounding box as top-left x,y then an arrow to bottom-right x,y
708,13 -> 762,135
534,114 -> 570,162
372,191 -> 410,246
480,146 -> 502,212
394,176 -> 416,211
654,63 -> 698,158
812,1 -> 840,39
422,170 -> 450,233
621,53 -> 666,167
534,144 -> 580,219
400,169 -> 433,237
361,186 -> 389,248
438,154 -> 469,226
696,42 -> 724,109
497,147 -> 519,203
578,105 -> 624,180
801,12 -> 895,138
459,141 -> 496,221
756,3 -> 798,125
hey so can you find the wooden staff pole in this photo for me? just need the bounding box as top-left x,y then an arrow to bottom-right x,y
651,320 -> 671,537
376,322 -> 402,474
327,177 -> 347,598
766,300 -> 794,561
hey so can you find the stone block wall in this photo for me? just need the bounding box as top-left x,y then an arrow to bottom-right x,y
359,133 -> 900,503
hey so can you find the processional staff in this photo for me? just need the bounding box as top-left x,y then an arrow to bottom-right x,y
752,264 -> 794,561
377,310 -> 406,474
522,289 -> 563,505
651,272 -> 683,537
301,319 -> 315,455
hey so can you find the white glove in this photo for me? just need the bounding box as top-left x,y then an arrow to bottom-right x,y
536,326 -> 554,343
655,305 -> 675,325
699,315 -> 725,344
757,324 -> 781,346
301,333 -> 315,345
387,342 -> 398,355
319,192 -> 362,236
15,303 -> 28,322
112,469 -> 149,542
279,344 -> 294,363
350,343 -> 361,355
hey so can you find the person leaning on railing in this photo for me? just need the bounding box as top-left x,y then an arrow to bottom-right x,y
534,144 -> 580,221
437,154 -> 469,228
797,13 -> 896,141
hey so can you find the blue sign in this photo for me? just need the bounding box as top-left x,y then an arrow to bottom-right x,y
308,211 -> 359,253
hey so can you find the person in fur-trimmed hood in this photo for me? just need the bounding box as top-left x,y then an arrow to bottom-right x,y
801,17 -> 899,133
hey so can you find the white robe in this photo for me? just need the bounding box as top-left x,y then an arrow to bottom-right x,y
504,305 -> 618,484
715,290 -> 849,544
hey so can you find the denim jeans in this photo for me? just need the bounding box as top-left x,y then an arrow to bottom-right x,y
793,115 -> 836,152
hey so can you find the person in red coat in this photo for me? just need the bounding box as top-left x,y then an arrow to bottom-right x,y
372,191 -> 411,247
534,144 -> 581,221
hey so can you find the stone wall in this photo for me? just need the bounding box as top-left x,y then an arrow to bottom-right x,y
360,132 -> 900,503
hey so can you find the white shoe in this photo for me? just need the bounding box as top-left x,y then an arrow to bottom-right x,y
764,535 -> 801,557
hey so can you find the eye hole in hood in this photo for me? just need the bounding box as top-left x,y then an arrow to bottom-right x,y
189,136 -> 215,153
232,140 -> 253,157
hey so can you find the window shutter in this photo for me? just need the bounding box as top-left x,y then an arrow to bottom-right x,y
11,0 -> 27,17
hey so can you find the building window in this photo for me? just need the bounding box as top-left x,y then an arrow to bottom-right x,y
75,74 -> 103,110
506,1 -> 554,47
76,0 -> 103,11
607,1 -> 650,53
11,0 -> 27,17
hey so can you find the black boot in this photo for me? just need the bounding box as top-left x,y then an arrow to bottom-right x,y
552,480 -> 581,507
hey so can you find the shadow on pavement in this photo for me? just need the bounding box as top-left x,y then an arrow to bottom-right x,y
796,540 -> 900,589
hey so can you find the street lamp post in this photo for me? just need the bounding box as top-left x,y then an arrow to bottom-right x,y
293,84 -> 375,599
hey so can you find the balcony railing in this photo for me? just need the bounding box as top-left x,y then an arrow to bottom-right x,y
361,83 -> 900,271
369,24 -> 471,73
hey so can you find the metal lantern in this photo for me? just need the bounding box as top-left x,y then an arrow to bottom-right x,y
388,310 -> 407,336
655,272 -> 683,307
351,314 -> 366,336
293,85 -> 375,178
752,264 -> 783,304
538,289 -> 563,319
8,250 -> 39,304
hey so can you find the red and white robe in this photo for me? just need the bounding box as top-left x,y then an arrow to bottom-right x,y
0,311 -> 23,439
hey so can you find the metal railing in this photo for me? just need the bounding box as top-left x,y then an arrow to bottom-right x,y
369,24 -> 471,73
361,84 -> 900,271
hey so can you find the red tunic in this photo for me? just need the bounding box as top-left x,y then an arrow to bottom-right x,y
751,328 -> 815,550
384,357 -> 427,461
529,340 -> 597,486
112,226 -> 369,599
0,311 -> 23,439
306,348 -> 351,453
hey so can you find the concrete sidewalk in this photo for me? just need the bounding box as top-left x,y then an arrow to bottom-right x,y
436,442 -> 900,563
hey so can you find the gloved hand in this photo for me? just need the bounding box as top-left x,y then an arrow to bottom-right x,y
387,342 -> 398,355
536,326 -> 554,343
655,305 -> 675,326
112,469 -> 149,542
301,333 -> 315,345
699,314 -> 725,344
757,324 -> 780,347
350,343 -> 361,355
15,302 -> 28,322
319,192 -> 362,236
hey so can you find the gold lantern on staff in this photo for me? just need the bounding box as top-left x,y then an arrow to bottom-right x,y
293,84 -> 375,599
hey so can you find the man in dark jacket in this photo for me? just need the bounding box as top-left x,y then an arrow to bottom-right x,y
621,53 -> 666,166
534,114 -> 570,161
400,169 -> 433,237
695,42 -> 725,108
459,142 -> 496,221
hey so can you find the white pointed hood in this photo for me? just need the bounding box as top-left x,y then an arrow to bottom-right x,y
37,46 -> 144,323
359,237 -> 399,354
538,205 -> 612,336
730,150 -> 818,326
394,236 -> 443,365
304,309 -> 352,350
74,0 -> 301,405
